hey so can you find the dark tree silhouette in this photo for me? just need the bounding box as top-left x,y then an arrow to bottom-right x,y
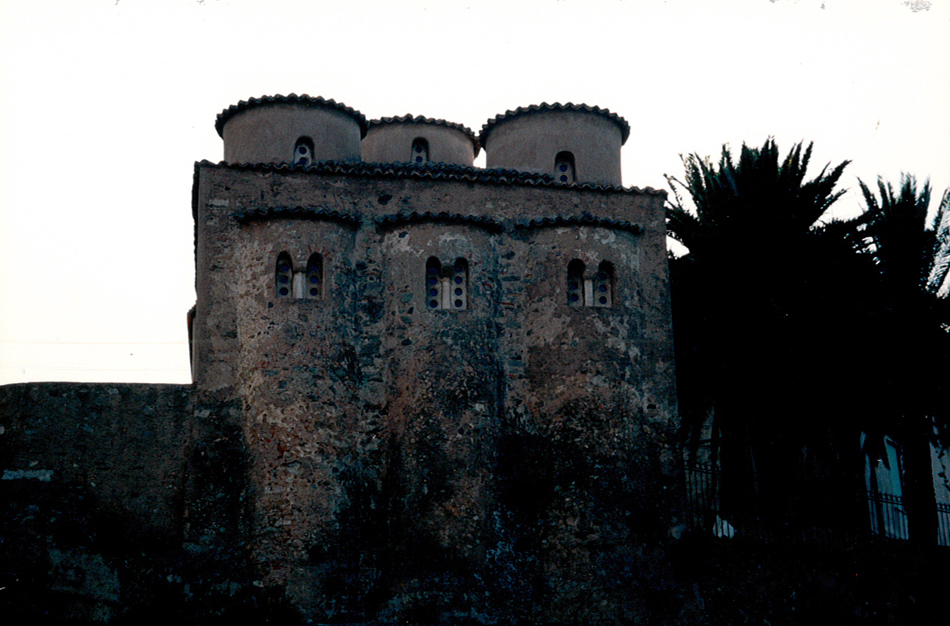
856,174 -> 950,546
669,143 -> 950,545
666,138 -> 858,532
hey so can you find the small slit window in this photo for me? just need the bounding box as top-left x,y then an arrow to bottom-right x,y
426,257 -> 442,309
593,261 -> 613,308
567,259 -> 585,306
294,137 -> 314,166
555,151 -> 576,184
276,253 -> 293,298
411,138 -> 429,165
305,253 -> 323,299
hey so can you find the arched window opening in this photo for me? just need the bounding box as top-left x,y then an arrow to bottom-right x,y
426,257 -> 442,309
276,253 -> 294,298
593,261 -> 614,308
567,259 -> 585,306
293,136 -> 314,166
305,253 -> 323,299
555,151 -> 576,184
411,138 -> 429,165
449,258 -> 469,310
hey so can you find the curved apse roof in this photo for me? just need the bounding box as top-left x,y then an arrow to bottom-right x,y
215,94 -> 369,138
479,102 -> 631,147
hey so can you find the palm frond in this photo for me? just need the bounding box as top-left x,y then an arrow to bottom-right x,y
858,174 -> 934,291
664,138 -> 850,262
926,186 -> 950,295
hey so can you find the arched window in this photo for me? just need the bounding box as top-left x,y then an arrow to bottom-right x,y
593,261 -> 613,308
276,253 -> 294,298
567,259 -> 585,306
305,253 -> 323,299
425,257 -> 442,309
555,151 -> 576,184
411,138 -> 429,165
450,258 -> 468,310
293,136 -> 314,166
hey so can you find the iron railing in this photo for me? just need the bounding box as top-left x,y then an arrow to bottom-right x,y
684,462 -> 950,548
939,502 -> 950,547
867,490 -> 908,540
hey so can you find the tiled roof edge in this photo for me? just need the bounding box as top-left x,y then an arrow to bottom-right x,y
368,115 -> 480,156
376,211 -> 504,233
234,206 -> 362,227
215,94 -> 369,138
196,160 -> 666,197
513,214 -> 643,235
480,102 -> 631,146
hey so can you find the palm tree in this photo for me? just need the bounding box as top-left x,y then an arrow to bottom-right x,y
666,138 -> 857,532
856,174 -> 950,547
667,139 -> 850,261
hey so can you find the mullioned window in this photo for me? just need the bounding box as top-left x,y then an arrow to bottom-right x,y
293,136 -> 314,166
425,256 -> 468,310
567,258 -> 614,307
411,137 -> 429,165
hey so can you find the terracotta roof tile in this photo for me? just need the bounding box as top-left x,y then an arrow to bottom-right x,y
230,205 -> 641,236
198,160 -> 665,197
479,102 -> 631,146
377,211 -> 504,232
234,206 -> 361,227
215,94 -> 369,138
514,214 -> 643,235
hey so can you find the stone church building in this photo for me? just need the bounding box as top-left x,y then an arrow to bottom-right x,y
1,94 -> 682,624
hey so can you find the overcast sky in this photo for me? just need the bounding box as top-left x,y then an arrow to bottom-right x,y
1,0 -> 947,385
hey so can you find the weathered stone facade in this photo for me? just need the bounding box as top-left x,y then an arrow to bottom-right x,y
185,95 -> 679,622
1,94 -> 682,624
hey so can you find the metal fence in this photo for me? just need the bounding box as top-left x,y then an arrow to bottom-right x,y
685,462 -> 950,548
940,502 -> 950,547
867,490 -> 908,540
684,461 -> 720,534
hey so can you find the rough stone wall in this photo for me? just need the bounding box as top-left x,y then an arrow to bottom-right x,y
0,382 -> 191,621
190,162 -> 680,622
0,383 -> 191,535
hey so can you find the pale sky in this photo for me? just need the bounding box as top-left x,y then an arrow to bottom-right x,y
1,0 -> 948,384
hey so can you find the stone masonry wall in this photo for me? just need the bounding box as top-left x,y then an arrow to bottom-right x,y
189,163 -> 681,623
0,382 -> 191,622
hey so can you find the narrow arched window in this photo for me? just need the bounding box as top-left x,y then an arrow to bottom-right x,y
593,261 -> 613,308
567,259 -> 585,306
425,257 -> 442,309
449,258 -> 468,310
411,138 -> 429,165
305,253 -> 323,299
555,151 -> 576,184
294,136 -> 314,166
276,253 -> 293,298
